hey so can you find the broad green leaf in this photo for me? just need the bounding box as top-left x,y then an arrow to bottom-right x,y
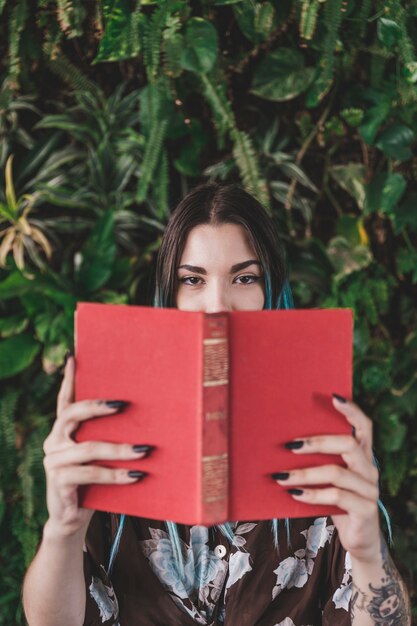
42,343 -> 68,374
0,333 -> 40,379
173,120 -> 208,177
335,216 -> 368,247
377,17 -> 401,48
397,248 -> 417,283
385,450 -> 408,496
359,101 -> 391,144
328,163 -> 366,210
326,236 -> 372,279
391,192 -> 417,233
361,362 -> 392,393
77,210 -> 116,292
0,271 -> 35,299
180,18 -> 218,73
375,123 -> 415,161
379,412 -> 407,452
0,313 -> 28,338
251,48 -> 315,102
364,172 -> 406,215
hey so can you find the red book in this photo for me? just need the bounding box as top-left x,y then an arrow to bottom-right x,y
75,303 -> 353,525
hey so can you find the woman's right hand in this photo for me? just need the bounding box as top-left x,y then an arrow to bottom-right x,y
43,355 -> 151,539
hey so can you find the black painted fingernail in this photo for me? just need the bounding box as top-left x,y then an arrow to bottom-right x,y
352,425 -> 356,438
127,470 -> 148,480
288,488 -> 304,495
132,444 -> 155,455
284,440 -> 304,450
272,472 -> 290,480
332,393 -> 347,403
105,400 -> 130,410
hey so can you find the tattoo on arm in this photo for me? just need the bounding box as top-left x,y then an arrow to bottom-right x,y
350,538 -> 411,625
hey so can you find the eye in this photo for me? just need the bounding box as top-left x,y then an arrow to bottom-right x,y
179,276 -> 203,286
234,274 -> 262,285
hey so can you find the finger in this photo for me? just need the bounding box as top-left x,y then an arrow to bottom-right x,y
287,486 -> 379,516
44,441 -> 153,470
273,464 -> 379,501
60,399 -> 129,424
332,395 -> 373,461
51,465 -> 147,488
286,435 -> 379,483
57,356 -> 75,414
52,399 -> 129,443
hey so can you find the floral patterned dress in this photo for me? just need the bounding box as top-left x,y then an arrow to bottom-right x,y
83,513 -> 352,626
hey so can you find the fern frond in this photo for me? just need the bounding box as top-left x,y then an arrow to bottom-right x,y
385,0 -> 417,89
254,3 -> 275,39
230,128 -> 269,208
200,73 -> 269,208
56,0 -> 86,38
0,388 -> 19,481
300,0 -> 321,40
143,4 -> 169,82
199,72 -> 232,149
306,0 -> 345,106
162,15 -> 183,78
137,119 -> 168,203
152,147 -> 169,222
8,0 -> 29,88
47,54 -> 98,94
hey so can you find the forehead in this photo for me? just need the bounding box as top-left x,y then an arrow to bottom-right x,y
179,223 -> 257,263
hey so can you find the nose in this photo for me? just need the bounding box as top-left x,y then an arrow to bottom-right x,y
204,282 -> 231,313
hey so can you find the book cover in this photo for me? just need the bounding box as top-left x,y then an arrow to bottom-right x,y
74,303 -> 353,524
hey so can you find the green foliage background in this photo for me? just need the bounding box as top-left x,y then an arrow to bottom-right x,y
1,0 -> 417,622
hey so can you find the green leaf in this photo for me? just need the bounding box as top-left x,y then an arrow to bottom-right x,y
94,0 -> 143,63
379,412 -> 407,452
335,216 -> 368,247
0,272 -> 34,300
326,236 -> 372,279
361,362 -> 392,393
377,17 -> 401,48
364,172 -> 407,215
0,313 -> 28,338
250,48 -> 315,102
397,248 -> 417,283
359,101 -> 392,144
180,18 -> 218,73
384,450 -> 408,496
173,120 -> 208,177
0,334 -> 40,379
375,123 -> 415,161
77,210 -> 116,292
328,163 -> 366,210
391,192 -> 417,233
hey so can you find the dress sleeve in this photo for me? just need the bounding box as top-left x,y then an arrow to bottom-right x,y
83,512 -> 120,626
321,524 -> 352,626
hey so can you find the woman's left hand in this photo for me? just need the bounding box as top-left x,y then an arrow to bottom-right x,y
274,394 -> 381,563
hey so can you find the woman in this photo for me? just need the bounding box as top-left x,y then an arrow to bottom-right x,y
23,182 -> 411,626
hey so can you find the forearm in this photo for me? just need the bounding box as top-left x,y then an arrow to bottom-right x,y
350,537 -> 411,626
22,520 -> 87,626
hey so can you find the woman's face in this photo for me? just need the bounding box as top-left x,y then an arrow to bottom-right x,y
176,223 -> 265,312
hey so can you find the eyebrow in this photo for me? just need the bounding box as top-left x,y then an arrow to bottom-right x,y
177,260 -> 262,275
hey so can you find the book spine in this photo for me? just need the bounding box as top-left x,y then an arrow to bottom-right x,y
201,313 -> 229,524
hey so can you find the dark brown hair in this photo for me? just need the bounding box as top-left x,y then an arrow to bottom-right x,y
153,182 -> 288,308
